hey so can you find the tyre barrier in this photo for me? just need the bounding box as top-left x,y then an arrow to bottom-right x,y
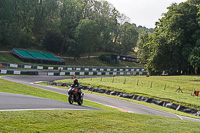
48,81 -> 200,117
0,69 -> 38,75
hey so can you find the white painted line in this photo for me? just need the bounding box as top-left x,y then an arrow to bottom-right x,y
30,81 -> 46,84
0,108 -> 92,112
175,115 -> 183,120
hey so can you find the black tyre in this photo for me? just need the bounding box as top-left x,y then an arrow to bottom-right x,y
68,95 -> 73,104
78,99 -> 83,106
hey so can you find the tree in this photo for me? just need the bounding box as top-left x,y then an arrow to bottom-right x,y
75,19 -> 100,58
0,0 -> 21,48
137,28 -> 149,64
60,0 -> 82,55
139,1 -> 200,75
119,22 -> 138,55
0,0 -> 139,58
43,31 -> 63,54
91,0 -> 120,52
188,4 -> 200,73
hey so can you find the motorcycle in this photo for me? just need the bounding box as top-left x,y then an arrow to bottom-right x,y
68,86 -> 84,105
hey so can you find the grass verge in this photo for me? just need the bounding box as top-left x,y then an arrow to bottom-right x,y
56,76 -> 200,110
0,110 -> 200,132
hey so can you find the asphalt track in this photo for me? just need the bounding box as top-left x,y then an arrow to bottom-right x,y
0,92 -> 98,111
1,75 -> 200,122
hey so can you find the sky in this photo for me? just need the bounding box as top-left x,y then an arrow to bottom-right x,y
105,0 -> 187,28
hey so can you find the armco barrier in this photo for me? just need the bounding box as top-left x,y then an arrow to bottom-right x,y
47,71 -> 147,76
0,69 -> 38,75
48,81 -> 200,117
0,61 -> 147,73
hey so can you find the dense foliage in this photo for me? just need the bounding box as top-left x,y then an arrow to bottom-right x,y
137,0 -> 200,75
0,0 -> 143,58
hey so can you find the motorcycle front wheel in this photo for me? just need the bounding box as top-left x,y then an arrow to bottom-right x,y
78,98 -> 83,106
68,95 -> 73,104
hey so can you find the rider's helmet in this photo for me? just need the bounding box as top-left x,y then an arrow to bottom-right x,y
74,78 -> 78,84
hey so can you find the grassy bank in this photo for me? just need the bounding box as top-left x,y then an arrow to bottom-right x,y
0,53 -> 143,67
0,110 -> 200,132
57,76 -> 200,110
64,57 -> 143,67
0,53 -> 23,64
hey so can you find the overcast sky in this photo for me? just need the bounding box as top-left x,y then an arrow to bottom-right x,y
105,0 -> 187,28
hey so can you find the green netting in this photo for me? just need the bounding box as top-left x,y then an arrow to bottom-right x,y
27,51 -> 49,60
42,53 -> 61,61
14,49 -> 34,59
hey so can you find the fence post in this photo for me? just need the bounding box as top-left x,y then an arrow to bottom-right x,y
123,78 -> 126,84
175,86 -> 183,93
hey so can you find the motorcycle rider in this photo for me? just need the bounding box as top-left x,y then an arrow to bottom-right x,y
72,78 -> 80,87
68,77 -> 84,105
72,77 -> 82,97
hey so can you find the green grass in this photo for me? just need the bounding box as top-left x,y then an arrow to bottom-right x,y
0,53 -> 23,63
0,110 -> 200,133
64,58 -> 143,67
57,76 -> 200,110
65,58 -> 109,66
1,77 -> 200,132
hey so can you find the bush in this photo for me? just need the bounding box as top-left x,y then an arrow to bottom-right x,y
99,54 -> 112,63
43,31 -> 63,54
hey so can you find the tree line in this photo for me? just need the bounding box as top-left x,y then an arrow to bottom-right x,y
137,0 -> 200,75
0,0 -> 151,59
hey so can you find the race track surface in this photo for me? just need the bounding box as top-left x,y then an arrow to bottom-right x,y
0,92 -> 98,111
2,75 -> 200,122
